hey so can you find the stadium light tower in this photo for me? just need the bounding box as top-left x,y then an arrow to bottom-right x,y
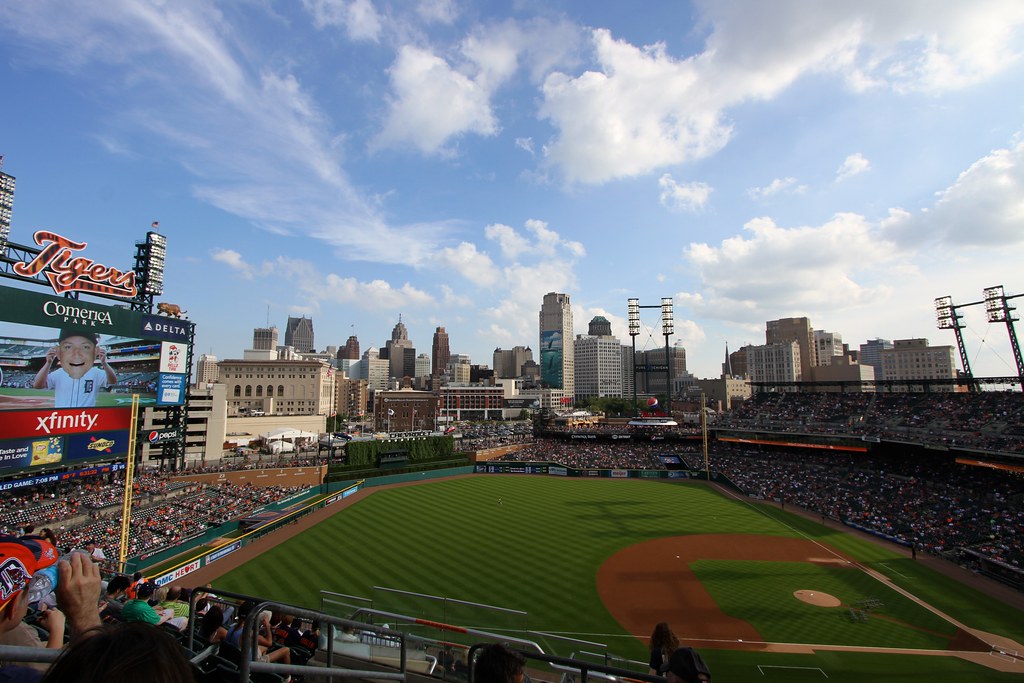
627,296 -> 675,416
628,298 -> 640,416
934,295 -> 977,392
983,285 -> 1024,392
661,297 -> 674,405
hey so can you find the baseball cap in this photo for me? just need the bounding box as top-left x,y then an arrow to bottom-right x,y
58,328 -> 99,344
660,647 -> 711,683
0,535 -> 59,610
136,581 -> 156,599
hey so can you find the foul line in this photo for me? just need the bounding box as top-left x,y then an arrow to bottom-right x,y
757,665 -> 828,678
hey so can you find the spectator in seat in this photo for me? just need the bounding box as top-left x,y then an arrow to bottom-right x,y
648,622 -> 679,674
473,644 -> 526,683
38,621 -> 193,683
121,582 -> 174,628
198,606 -> 228,645
98,575 -> 132,622
0,539 -> 102,679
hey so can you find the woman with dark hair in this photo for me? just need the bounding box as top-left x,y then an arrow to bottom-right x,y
39,621 -> 194,683
199,605 -> 228,644
648,621 -> 679,674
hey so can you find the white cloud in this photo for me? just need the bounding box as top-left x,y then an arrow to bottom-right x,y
302,0 -> 382,41
374,45 -> 498,154
538,2 -> 1024,184
211,248 -> 253,279
659,174 -> 713,212
684,213 -> 896,319
747,177 -> 807,200
515,137 -> 535,156
433,242 -> 499,287
485,223 -> 530,259
882,138 -> 1024,248
836,153 -> 871,182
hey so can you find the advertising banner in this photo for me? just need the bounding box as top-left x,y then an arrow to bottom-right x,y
156,373 -> 186,406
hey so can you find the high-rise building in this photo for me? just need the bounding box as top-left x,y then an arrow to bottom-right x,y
574,319 -> 622,399
415,353 -> 431,379
339,335 -> 360,360
814,330 -> 843,366
746,341 -> 802,389
432,327 -> 450,378
253,327 -> 279,351
448,354 -> 471,384
285,316 -> 315,353
859,338 -> 893,381
634,343 -> 688,397
384,316 -> 415,381
539,292 -> 574,396
766,317 -> 816,380
0,167 -> 15,253
493,346 -> 533,379
194,354 -> 219,385
880,338 -> 957,390
363,348 -> 389,392
588,316 -> 612,337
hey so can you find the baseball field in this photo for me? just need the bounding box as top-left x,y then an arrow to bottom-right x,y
209,474 -> 1024,682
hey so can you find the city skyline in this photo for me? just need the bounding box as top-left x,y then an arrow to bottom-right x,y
2,2 -> 1023,379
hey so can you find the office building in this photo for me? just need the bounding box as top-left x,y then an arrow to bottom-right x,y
859,338 -> 893,381
194,354 -> 219,385
573,317 -> 622,399
218,358 -> 335,416
432,327 -> 451,378
766,317 -> 816,380
285,316 -> 315,353
814,330 -> 843,366
339,335 -> 360,360
253,326 -> 278,352
880,338 -> 957,390
493,346 -> 534,379
746,341 -> 802,390
539,292 -> 574,397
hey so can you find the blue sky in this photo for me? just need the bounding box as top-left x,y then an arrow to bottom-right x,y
2,0 -> 1024,380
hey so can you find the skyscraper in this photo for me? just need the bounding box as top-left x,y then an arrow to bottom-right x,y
285,316 -> 315,353
432,327 -> 450,378
574,318 -> 622,399
386,315 -> 415,380
539,292 -> 574,395
766,317 -> 816,381
859,338 -> 892,381
253,326 -> 279,351
339,335 -> 360,360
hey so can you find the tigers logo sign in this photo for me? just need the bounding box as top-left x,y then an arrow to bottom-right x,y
13,231 -> 138,298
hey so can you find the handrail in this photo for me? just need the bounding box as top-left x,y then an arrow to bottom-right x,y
466,644 -> 666,683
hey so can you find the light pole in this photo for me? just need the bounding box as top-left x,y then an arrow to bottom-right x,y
662,297 -> 674,408
983,285 -> 1024,391
628,298 -> 640,416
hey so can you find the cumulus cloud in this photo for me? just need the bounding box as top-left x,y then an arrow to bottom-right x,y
836,153 -> 871,182
659,174 -> 713,212
747,177 -> 807,200
684,213 -> 895,318
301,0 -> 382,41
211,248 -> 254,279
882,138 -> 1024,248
374,45 -> 498,154
539,2 -> 1024,184
433,242 -> 499,287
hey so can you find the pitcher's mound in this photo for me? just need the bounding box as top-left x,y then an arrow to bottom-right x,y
794,590 -> 841,607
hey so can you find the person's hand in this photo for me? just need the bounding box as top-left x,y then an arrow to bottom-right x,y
97,346 -> 108,366
45,346 -> 58,364
56,551 -> 103,636
35,604 -> 67,648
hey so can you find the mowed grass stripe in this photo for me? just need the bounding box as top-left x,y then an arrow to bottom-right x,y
215,476 -> 1022,682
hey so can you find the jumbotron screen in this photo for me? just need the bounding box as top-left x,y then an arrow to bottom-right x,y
0,283 -> 193,475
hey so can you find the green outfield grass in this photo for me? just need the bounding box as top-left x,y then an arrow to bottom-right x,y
212,475 -> 1024,682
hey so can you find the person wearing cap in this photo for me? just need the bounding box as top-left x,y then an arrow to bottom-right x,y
0,537 -> 102,677
120,581 -> 174,627
659,646 -> 712,683
32,329 -> 117,409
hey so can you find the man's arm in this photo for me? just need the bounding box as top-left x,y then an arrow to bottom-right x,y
55,552 -> 103,639
32,347 -> 58,389
97,347 -> 117,385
